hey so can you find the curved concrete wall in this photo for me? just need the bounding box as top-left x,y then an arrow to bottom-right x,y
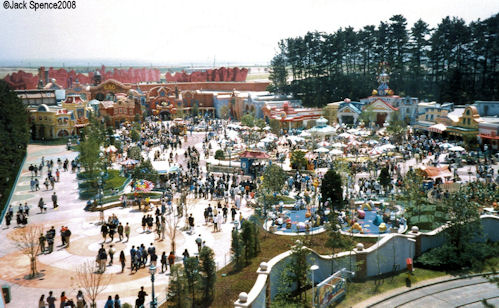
234,215 -> 499,308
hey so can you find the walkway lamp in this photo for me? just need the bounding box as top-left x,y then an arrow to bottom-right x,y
149,264 -> 157,308
311,264 -> 319,308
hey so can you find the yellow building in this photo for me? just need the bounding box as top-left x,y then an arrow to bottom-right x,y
29,104 -> 75,140
446,106 -> 481,139
323,101 -> 341,125
61,95 -> 92,134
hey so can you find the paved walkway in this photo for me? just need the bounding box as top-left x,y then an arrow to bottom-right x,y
355,274 -> 499,308
0,140 -> 254,307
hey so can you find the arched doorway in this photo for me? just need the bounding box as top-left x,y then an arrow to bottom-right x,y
159,111 -> 171,121
376,113 -> 387,126
57,130 -> 69,137
38,125 -> 45,139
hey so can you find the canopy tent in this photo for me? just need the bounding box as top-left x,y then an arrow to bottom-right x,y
428,123 -> 447,134
317,141 -> 330,148
300,131 -> 312,138
239,151 -> 270,159
287,135 -> 305,143
418,166 -> 453,179
332,142 -> 346,148
449,146 -> 465,152
314,147 -> 330,153
330,148 -> 344,156
120,159 -> 139,166
368,148 -> 382,155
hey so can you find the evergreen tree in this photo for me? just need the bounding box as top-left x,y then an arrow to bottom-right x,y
378,166 -> 391,194
183,257 -> 200,306
231,228 -> 243,270
167,264 -> 187,308
262,164 -> 286,193
241,220 -> 255,264
269,53 -> 288,94
199,246 -> 216,303
0,81 -> 29,215
320,169 -> 344,210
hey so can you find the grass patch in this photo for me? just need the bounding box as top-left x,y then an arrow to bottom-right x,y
336,268 -> 446,307
78,170 -> 129,200
211,229 -> 374,308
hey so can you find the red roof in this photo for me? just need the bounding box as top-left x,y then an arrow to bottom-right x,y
239,151 -> 270,159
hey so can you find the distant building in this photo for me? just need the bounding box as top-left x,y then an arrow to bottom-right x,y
478,118 -> 499,151
29,104 -> 74,140
262,101 -> 323,130
99,94 -> 142,127
15,89 -> 57,106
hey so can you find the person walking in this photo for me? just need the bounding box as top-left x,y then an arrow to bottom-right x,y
195,234 -> 202,253
168,251 -> 175,274
76,290 -> 86,308
119,250 -> 126,273
51,192 -> 58,208
101,223 -> 108,243
117,223 -> 124,241
114,294 -> 121,308
104,295 -> 114,308
47,291 -> 56,308
108,245 -> 115,265
39,294 -> 46,308
124,222 -> 130,241
39,233 -> 46,253
160,251 -> 167,273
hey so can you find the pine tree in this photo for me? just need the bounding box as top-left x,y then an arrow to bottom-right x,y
241,220 -> 255,264
231,228 -> 243,270
199,246 -> 217,303
167,264 -> 187,308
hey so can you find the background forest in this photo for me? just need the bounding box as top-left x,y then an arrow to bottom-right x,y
269,13 -> 498,106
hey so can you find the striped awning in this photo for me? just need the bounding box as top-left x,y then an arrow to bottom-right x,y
428,123 -> 447,133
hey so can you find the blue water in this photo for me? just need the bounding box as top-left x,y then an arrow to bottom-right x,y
273,209 -> 323,233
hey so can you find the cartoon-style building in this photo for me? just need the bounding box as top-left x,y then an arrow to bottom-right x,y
262,101 -> 323,129
29,105 -> 74,140
98,94 -> 143,127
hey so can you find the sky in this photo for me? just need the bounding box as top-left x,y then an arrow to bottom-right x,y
0,0 -> 497,67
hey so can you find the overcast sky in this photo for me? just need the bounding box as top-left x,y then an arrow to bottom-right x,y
0,0 -> 497,66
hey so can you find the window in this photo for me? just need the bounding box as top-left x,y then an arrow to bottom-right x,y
467,118 -> 470,125
425,115 -> 428,120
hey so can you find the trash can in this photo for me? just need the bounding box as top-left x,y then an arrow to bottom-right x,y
2,284 -> 11,303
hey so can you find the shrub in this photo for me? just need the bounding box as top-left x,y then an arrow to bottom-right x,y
215,149 -> 225,160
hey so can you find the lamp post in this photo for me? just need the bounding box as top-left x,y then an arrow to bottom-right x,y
149,264 -> 157,308
228,147 -> 232,167
97,177 -> 103,205
310,264 -> 319,308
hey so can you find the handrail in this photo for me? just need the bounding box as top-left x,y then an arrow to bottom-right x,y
0,153 -> 27,223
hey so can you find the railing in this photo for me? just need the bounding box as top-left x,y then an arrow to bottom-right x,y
0,154 -> 27,223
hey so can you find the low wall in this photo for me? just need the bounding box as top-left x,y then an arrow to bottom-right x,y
235,215 -> 499,307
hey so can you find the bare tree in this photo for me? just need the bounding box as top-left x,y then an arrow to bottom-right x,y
164,211 -> 181,253
11,225 -> 43,278
74,260 -> 112,308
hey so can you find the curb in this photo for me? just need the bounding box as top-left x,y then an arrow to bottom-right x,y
364,271 -> 495,307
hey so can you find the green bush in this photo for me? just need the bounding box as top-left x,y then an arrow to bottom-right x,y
417,243 -> 499,270
215,149 -> 225,160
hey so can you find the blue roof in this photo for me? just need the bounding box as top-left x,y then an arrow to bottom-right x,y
339,103 -> 361,114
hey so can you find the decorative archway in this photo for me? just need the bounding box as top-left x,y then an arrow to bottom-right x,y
57,129 -> 69,137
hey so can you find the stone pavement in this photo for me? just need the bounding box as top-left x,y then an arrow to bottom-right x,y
0,142 -> 254,307
354,274 -> 499,308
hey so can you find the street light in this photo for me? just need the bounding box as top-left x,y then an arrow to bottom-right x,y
149,264 -> 157,308
310,264 -> 319,308
228,147 -> 232,167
